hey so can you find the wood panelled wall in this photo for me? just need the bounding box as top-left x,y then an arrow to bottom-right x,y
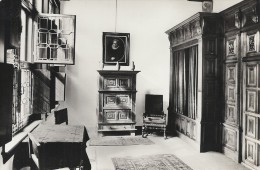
167,0 -> 260,169
221,1 -> 260,168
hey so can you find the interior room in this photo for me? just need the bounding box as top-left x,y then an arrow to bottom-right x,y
0,0 -> 259,169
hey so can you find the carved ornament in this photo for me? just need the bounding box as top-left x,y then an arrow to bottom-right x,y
235,9 -> 246,28
251,6 -> 259,23
195,20 -> 202,34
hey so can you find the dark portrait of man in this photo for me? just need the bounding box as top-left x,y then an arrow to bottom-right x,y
103,32 -> 130,65
106,37 -> 125,62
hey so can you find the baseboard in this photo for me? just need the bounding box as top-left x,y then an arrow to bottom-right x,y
176,131 -> 200,152
241,161 -> 256,170
223,147 -> 239,163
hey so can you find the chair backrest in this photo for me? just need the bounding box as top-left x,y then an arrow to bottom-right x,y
54,108 -> 68,125
145,94 -> 163,115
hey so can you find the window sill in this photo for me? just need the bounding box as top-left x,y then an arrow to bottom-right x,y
4,120 -> 42,154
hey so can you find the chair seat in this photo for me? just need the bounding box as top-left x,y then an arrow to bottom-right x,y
143,117 -> 166,124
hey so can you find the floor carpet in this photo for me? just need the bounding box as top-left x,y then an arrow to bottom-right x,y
112,154 -> 193,170
89,136 -> 154,146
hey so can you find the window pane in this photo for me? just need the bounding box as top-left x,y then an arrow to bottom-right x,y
20,10 -> 27,61
49,1 -> 54,14
36,14 -> 75,64
20,69 -> 32,118
27,17 -> 33,62
12,68 -> 32,135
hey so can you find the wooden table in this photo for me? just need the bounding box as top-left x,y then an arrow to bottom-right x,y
30,124 -> 90,169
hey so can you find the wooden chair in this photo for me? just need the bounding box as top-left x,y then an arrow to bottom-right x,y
142,94 -> 167,139
54,108 -> 68,125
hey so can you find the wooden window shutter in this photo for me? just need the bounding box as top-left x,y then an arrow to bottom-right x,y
0,63 -> 14,146
32,69 -> 51,114
55,72 -> 66,101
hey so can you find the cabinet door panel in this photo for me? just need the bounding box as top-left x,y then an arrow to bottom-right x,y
104,110 -> 117,122
104,77 -> 117,89
117,94 -> 131,107
246,115 -> 256,139
118,77 -> 132,89
226,64 -> 237,84
246,64 -> 257,87
246,90 -> 257,113
103,109 -> 131,123
118,110 -> 130,121
225,105 -> 237,124
225,63 -> 238,125
103,76 -> 132,90
243,62 -> 260,167
223,126 -> 237,151
104,94 -> 117,107
245,139 -> 256,164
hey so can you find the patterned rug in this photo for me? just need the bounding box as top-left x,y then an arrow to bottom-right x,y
112,154 -> 193,170
89,136 -> 154,146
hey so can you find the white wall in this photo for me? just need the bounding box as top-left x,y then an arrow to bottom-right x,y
60,0 -> 242,128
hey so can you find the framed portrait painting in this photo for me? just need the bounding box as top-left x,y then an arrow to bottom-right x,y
103,32 -> 130,66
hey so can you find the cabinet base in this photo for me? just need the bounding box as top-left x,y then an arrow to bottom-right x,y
98,129 -> 136,136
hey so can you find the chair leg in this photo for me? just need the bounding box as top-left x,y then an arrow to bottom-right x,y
163,127 -> 167,140
142,126 -> 147,138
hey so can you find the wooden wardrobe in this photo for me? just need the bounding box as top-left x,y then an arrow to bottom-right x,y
166,12 -> 223,152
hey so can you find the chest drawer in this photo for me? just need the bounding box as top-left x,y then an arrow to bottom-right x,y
101,125 -> 134,131
103,109 -> 132,123
103,76 -> 132,90
103,93 -> 131,108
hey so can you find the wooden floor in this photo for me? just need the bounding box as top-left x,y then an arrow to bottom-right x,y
86,133 -> 249,170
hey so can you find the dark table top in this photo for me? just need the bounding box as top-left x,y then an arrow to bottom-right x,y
31,124 -> 89,144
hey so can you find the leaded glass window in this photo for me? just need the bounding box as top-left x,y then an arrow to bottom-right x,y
35,14 -> 76,64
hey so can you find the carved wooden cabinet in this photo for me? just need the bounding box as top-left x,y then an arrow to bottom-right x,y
97,70 -> 140,136
221,0 -> 260,168
166,13 -> 222,152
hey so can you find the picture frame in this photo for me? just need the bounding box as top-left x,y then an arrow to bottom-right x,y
103,32 -> 130,66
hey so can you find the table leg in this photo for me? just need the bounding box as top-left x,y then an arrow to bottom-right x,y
81,151 -> 91,170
